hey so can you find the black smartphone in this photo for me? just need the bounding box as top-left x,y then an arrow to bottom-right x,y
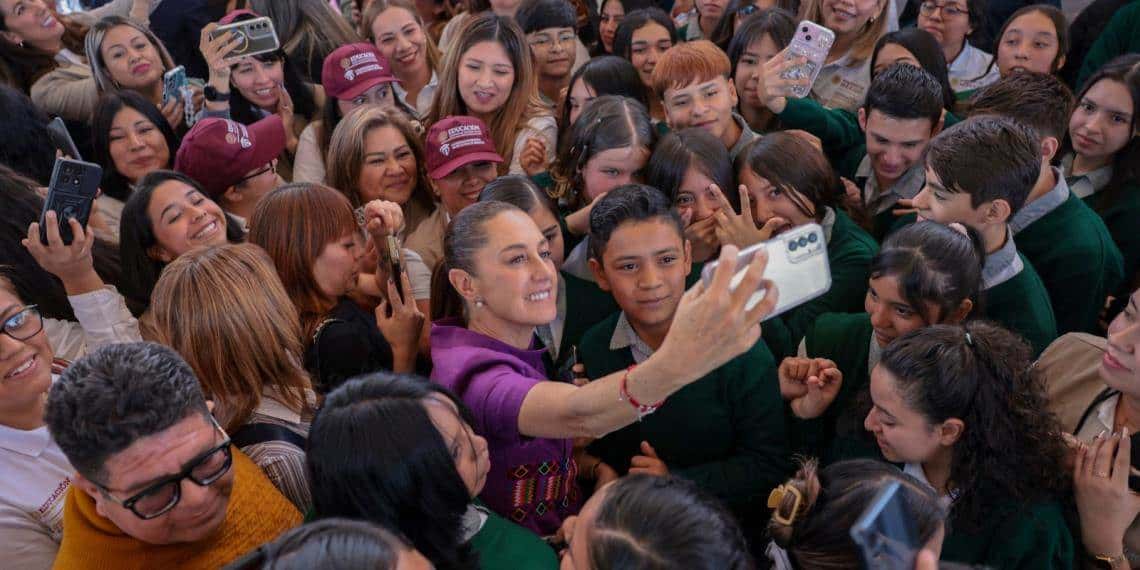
46,117 -> 82,161
850,481 -> 920,570
385,235 -> 405,300
40,157 -> 103,246
1130,435 -> 1140,492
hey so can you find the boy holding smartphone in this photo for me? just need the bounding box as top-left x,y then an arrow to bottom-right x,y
579,184 -> 788,535
911,115 -> 1057,355
967,72 -> 1124,336
651,40 -> 759,161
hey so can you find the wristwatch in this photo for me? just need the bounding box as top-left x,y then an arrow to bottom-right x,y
203,85 -> 230,102
1091,552 -> 1129,569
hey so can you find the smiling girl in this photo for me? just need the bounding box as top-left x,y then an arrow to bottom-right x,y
364,0 -> 443,117
799,0 -> 891,111
427,13 -> 557,177
727,7 -> 795,132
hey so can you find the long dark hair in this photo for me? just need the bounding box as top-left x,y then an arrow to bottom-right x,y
0,85 -> 58,185
307,373 -> 480,570
429,200 -> 522,321
587,475 -> 754,569
91,91 -> 179,202
1064,54 -> 1140,213
0,165 -> 125,320
871,28 -> 956,111
737,132 -> 841,222
710,0 -> 797,51
118,170 -> 244,309
589,0 -> 653,56
225,13 -> 318,125
226,518 -> 410,570
879,321 -> 1071,532
558,56 -> 649,138
769,459 -> 946,569
612,8 -> 677,61
870,221 -> 984,324
647,127 -> 737,212
726,9 -> 796,133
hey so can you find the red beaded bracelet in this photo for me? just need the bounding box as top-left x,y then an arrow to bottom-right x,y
619,365 -> 664,420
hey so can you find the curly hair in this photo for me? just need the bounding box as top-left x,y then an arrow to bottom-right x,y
879,321 -> 1071,532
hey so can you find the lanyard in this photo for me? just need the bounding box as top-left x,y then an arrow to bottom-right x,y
1074,387 -> 1121,435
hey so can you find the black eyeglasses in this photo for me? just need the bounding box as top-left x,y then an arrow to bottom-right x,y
95,419 -> 233,520
237,159 -> 277,185
2,305 -> 43,342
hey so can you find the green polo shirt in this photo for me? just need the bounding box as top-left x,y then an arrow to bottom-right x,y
1010,171 -> 1124,335
470,504 -> 559,569
940,500 -> 1074,570
580,312 -> 790,524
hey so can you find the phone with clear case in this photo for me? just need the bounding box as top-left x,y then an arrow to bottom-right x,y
781,21 -> 836,98
210,16 -> 280,60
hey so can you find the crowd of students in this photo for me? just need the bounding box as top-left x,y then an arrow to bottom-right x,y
0,0 -> 1138,568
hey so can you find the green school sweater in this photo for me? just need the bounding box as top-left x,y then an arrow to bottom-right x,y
763,210 -> 879,360
548,271 -> 621,374
982,255 -> 1058,357
791,313 -> 885,465
470,504 -> 558,570
580,313 -> 791,517
1086,181 -> 1140,296
940,500 -> 1074,570
1077,0 -> 1140,88
1014,193 -> 1124,335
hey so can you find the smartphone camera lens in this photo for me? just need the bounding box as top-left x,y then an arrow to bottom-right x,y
801,26 -> 808,32
805,34 -> 812,41
788,240 -> 799,252
808,233 -> 819,243
72,177 -> 80,185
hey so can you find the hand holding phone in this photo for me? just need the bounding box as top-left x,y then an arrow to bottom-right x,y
162,65 -> 187,105
781,21 -> 835,99
38,158 -> 103,246
850,481 -> 920,570
700,223 -> 831,319
46,117 -> 82,161
208,17 -> 280,61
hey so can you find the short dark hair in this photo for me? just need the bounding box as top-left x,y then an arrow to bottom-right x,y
588,475 -> 754,569
871,29 -> 955,111
225,518 -> 409,570
44,342 -> 212,483
515,0 -> 577,33
92,91 -> 180,202
119,170 -> 244,309
613,8 -> 677,61
646,127 -> 737,212
863,63 -> 945,127
726,8 -> 796,80
924,115 -> 1041,213
307,373 -> 479,569
588,183 -> 682,260
966,71 -> 1074,141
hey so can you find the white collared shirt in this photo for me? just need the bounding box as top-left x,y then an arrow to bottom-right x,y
0,418 -> 73,569
812,53 -> 872,112
948,42 -> 1000,95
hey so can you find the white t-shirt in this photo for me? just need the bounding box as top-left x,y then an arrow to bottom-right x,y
0,421 -> 73,570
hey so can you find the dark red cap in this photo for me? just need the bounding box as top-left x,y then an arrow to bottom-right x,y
218,9 -> 259,25
322,43 -> 399,101
424,116 -> 504,179
174,116 -> 286,199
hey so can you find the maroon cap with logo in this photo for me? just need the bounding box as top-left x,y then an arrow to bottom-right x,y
322,43 -> 399,101
425,116 -> 504,179
218,9 -> 259,25
174,116 -> 286,199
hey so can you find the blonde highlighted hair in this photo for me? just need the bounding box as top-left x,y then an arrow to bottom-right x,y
361,0 -> 444,75
325,105 -> 436,234
146,243 -> 312,433
425,13 -> 551,175
798,0 -> 890,65
85,16 -> 177,94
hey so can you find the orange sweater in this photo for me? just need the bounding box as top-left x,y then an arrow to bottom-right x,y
52,449 -> 301,570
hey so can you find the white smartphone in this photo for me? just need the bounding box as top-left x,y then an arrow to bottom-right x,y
700,223 -> 831,319
209,16 -> 281,61
781,21 -> 836,98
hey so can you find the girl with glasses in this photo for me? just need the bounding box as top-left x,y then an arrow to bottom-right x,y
916,0 -> 999,99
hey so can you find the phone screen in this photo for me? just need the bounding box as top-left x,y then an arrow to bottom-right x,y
850,481 -> 919,570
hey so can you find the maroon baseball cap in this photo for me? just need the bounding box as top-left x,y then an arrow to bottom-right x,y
174,116 -> 286,198
322,43 -> 399,101
425,116 -> 504,179
218,9 -> 259,25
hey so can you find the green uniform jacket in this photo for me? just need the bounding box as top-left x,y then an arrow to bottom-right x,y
941,500 -> 1074,570
763,210 -> 879,360
776,97 -> 959,239
470,504 -> 559,570
546,271 -> 621,375
580,313 -> 791,519
1015,193 -> 1124,334
791,313 -> 885,464
983,254 -> 1058,356
1077,0 -> 1140,87
1085,181 -> 1140,297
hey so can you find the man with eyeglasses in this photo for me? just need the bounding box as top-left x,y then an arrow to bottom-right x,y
175,116 -> 287,231
44,342 -> 301,569
916,0 -> 1000,99
518,0 -> 583,107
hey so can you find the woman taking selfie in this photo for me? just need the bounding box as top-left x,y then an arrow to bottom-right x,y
249,183 -> 424,393
147,243 -> 316,512
85,16 -> 186,130
309,373 -> 557,570
429,199 -> 780,534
